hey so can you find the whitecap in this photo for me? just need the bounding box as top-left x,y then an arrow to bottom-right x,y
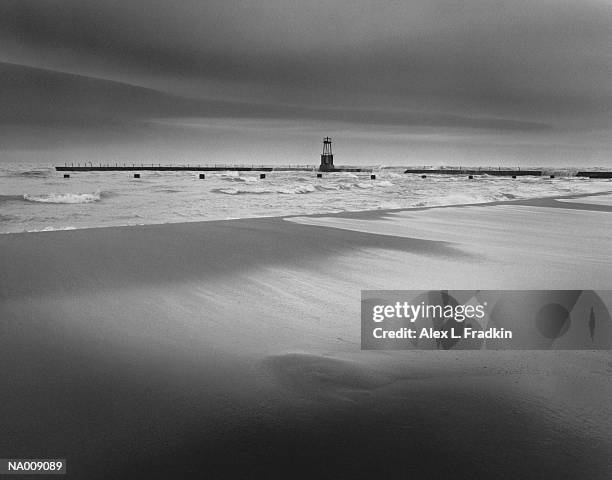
23,192 -> 102,204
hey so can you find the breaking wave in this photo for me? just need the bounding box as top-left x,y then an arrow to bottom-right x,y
213,184 -> 317,195
213,181 -> 397,195
24,226 -> 77,233
221,176 -> 259,183
278,185 -> 316,194
23,191 -> 105,204
213,187 -> 272,195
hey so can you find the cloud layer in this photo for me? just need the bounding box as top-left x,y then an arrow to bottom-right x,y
1,0 -> 611,165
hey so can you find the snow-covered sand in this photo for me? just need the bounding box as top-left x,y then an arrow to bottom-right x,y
287,199 -> 612,288
557,193 -> 612,206
1,196 -> 611,478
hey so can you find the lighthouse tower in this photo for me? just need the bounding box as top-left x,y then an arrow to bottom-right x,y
319,137 -> 334,171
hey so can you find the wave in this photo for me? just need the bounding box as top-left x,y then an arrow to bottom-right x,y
0,195 -> 25,204
0,213 -> 18,222
213,180 -> 396,195
278,185 -> 316,194
1,168 -> 53,179
316,184 -> 342,190
23,191 -> 105,204
331,172 -> 358,178
213,187 -> 273,195
213,184 -> 317,195
220,175 -> 259,183
154,188 -> 182,194
19,170 -> 52,178
24,226 -> 77,233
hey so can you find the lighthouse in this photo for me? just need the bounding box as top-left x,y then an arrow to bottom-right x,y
319,137 -> 334,172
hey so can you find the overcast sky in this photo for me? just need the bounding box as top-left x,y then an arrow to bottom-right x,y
1,0 -> 611,166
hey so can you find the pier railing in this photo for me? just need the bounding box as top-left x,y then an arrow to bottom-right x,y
403,166 -> 543,176
55,163 -> 319,172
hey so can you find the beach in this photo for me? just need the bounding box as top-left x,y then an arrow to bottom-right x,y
1,194 -> 612,479
3,0 -> 612,477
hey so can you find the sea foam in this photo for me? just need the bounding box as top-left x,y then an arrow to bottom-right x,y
23,192 -> 103,204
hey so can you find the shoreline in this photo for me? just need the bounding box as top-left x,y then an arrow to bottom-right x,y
3,188 -> 612,236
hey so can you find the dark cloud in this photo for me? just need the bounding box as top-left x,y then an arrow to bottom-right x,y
0,62 -> 552,132
2,1 -> 610,111
0,0 -> 610,162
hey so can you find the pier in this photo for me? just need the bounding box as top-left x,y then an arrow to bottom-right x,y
576,171 -> 612,179
55,138 -> 373,173
405,168 -> 612,178
56,164 -> 314,172
55,164 -> 368,173
404,168 -> 543,176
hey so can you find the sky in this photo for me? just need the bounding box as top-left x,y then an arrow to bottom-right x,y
1,0 -> 611,166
